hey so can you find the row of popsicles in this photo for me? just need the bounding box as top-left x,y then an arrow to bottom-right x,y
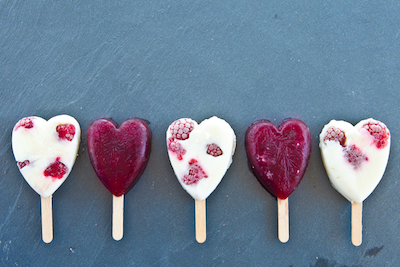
11,115 -> 391,246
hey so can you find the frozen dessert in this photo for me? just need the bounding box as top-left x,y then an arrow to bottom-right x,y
87,118 -> 151,196
319,118 -> 390,203
245,119 -> 311,199
166,116 -> 236,201
12,115 -> 81,197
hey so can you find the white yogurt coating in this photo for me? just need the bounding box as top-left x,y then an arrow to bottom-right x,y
319,118 -> 390,203
12,115 -> 81,198
167,116 -> 236,201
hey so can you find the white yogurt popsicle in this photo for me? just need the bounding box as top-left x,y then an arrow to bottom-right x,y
166,116 -> 236,201
12,115 -> 81,198
319,118 -> 390,203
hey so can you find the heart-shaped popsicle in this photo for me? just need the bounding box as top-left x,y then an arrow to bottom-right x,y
166,116 -> 236,243
12,115 -> 81,243
319,118 -> 390,246
87,118 -> 151,241
245,119 -> 311,243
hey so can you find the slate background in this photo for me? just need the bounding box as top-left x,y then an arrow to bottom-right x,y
1,0 -> 399,266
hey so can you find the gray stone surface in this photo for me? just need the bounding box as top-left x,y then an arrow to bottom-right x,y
1,0 -> 399,266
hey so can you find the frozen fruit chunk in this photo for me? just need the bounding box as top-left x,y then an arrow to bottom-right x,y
44,157 -> 68,179
245,119 -> 311,199
56,124 -> 76,141
18,160 -> 30,169
11,115 -> 81,197
166,116 -> 236,200
87,118 -> 151,196
182,159 -> 208,185
168,138 -> 186,160
319,118 -> 391,203
206,143 -> 223,157
344,145 -> 368,169
324,127 -> 345,146
14,117 -> 34,131
362,121 -> 390,149
169,119 -> 194,140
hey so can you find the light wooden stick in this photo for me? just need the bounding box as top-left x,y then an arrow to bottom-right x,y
195,199 -> 206,243
112,194 -> 124,241
351,201 -> 362,246
277,197 -> 289,243
41,195 -> 53,243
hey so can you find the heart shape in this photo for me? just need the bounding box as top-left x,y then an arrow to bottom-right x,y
12,115 -> 81,198
166,116 -> 236,201
87,118 -> 151,196
319,118 -> 390,203
245,119 -> 311,199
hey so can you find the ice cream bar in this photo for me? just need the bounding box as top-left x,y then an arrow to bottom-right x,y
166,116 -> 236,201
319,118 -> 390,203
166,116 -> 236,243
12,115 -> 81,197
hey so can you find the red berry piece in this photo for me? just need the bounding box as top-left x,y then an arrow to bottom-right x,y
43,157 -> 68,179
206,143 -> 223,157
56,124 -> 76,141
14,117 -> 34,131
362,121 -> 390,149
17,160 -> 30,169
168,138 -> 186,160
344,145 -> 368,169
170,119 -> 194,140
182,159 -> 208,185
324,127 -> 345,146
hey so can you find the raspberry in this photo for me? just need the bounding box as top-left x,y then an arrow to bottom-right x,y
169,119 -> 194,140
56,124 -> 76,141
17,160 -> 30,169
206,143 -> 223,157
182,159 -> 208,185
344,145 -> 368,169
14,117 -> 34,131
44,157 -> 68,179
362,121 -> 390,149
324,127 -> 345,146
168,138 -> 186,160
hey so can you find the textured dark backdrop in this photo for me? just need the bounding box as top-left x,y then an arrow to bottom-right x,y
1,1 -> 399,266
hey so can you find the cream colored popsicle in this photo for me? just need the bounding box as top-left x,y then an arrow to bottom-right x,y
319,118 -> 390,246
166,116 -> 236,243
12,115 -> 81,243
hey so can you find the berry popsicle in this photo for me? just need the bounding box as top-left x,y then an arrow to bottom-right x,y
245,119 -> 311,243
12,115 -> 81,243
166,116 -> 236,243
319,118 -> 390,246
87,118 -> 151,241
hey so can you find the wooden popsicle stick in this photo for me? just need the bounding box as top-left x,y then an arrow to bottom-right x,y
112,194 -> 124,241
195,199 -> 206,243
351,201 -> 362,246
277,197 -> 289,243
41,195 -> 53,243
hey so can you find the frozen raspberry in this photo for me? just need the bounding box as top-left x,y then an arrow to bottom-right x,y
170,119 -> 194,140
44,157 -> 68,179
362,121 -> 390,149
206,143 -> 223,157
324,127 -> 345,146
56,124 -> 76,141
168,138 -> 186,160
17,160 -> 30,169
14,117 -> 34,131
182,159 -> 208,185
344,145 -> 368,169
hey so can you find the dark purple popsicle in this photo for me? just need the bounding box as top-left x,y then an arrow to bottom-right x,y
245,119 -> 311,199
87,118 -> 151,196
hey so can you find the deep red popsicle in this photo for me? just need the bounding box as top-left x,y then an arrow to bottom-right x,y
245,119 -> 311,199
87,118 -> 151,196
